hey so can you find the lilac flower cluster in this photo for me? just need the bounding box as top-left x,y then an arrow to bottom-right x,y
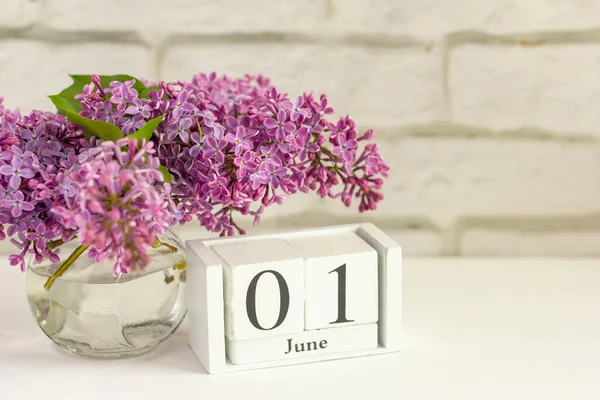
76,73 -> 389,236
0,99 -> 87,271
1,72 -> 388,277
52,139 -> 173,275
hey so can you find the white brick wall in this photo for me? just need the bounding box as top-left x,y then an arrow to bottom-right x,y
1,0 -> 600,256
162,43 -> 443,127
44,0 -> 326,34
449,44 -> 600,135
329,0 -> 600,37
0,40 -> 151,112
0,0 -> 40,28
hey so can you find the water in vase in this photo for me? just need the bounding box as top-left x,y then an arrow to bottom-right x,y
26,241 -> 187,358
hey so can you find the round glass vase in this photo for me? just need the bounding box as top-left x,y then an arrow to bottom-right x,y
25,229 -> 187,359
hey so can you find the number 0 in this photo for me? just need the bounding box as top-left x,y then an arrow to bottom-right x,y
246,270 -> 290,330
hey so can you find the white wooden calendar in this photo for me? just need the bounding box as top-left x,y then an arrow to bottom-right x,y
185,223 -> 402,374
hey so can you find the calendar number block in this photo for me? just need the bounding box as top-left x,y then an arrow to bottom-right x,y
211,239 -> 304,341
286,232 -> 379,330
186,223 -> 402,374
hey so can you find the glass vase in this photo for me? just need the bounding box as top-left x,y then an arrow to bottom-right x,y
25,229 -> 187,359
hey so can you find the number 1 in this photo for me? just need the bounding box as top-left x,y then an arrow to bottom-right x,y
329,264 -> 354,324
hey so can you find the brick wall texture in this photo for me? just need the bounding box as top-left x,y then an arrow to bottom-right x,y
1,0 -> 599,256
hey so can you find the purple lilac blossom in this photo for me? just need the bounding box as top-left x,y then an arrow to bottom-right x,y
73,73 -> 389,236
1,72 -> 389,276
0,105 -> 87,271
52,139 -> 174,276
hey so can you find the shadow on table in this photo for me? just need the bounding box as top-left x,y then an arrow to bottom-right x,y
0,330 -> 208,374
140,329 -> 208,374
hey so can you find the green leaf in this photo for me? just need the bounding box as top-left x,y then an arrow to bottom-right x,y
53,74 -> 147,113
128,115 -> 164,143
48,94 -> 77,115
65,112 -> 124,141
54,76 -> 90,112
158,165 -> 173,184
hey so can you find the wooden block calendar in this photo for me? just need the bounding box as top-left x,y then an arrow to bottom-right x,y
185,223 -> 402,374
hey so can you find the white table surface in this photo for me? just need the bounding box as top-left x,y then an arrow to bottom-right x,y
1,256 -> 600,399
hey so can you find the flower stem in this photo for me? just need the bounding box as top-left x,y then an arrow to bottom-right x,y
43,244 -> 90,291
47,238 -> 66,251
152,238 -> 178,253
173,260 -> 187,271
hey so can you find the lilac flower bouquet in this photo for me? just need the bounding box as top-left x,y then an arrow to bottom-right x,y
1,73 -> 388,290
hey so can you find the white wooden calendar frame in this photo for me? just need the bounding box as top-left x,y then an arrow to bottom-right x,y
185,223 -> 402,374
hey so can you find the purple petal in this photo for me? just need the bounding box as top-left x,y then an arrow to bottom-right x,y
224,133 -> 236,143
270,177 -> 280,189
276,167 -> 288,176
19,168 -> 34,179
236,125 -> 246,138
277,110 -> 286,123
205,136 -> 217,148
12,157 -> 22,169
213,124 -> 224,138
178,91 -> 189,102
283,122 -> 295,133
203,149 -> 216,159
264,118 -> 278,129
275,128 -> 286,142
242,141 -> 253,151
242,152 -> 253,162
49,253 -> 60,264
189,146 -> 201,158
172,108 -> 183,119
179,130 -> 190,144
226,116 -> 238,128
37,239 -> 47,251
180,118 -> 193,130
246,128 -> 259,138
125,105 -> 140,115
307,143 -> 320,152
342,151 -> 354,163
9,174 -> 21,189
0,165 -> 13,175
278,143 -> 291,153
11,204 -> 22,217
246,161 -> 257,169
270,155 -> 283,166
298,149 -> 307,161
182,104 -> 196,112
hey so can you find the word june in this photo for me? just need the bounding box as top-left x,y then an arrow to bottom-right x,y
284,338 -> 328,355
